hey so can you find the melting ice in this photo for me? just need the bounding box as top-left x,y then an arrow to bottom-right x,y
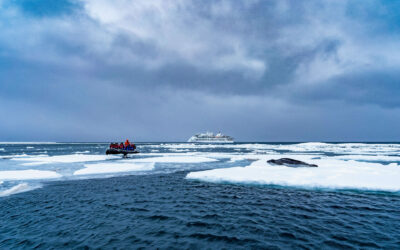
1,142 -> 400,197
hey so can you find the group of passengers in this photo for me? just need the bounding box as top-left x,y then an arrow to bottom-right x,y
109,139 -> 136,150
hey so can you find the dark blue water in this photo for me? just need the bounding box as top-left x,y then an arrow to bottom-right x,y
1,172 -> 400,249
1,142 -> 400,248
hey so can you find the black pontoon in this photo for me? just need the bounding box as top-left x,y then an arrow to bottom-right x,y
106,141 -> 139,157
106,148 -> 139,156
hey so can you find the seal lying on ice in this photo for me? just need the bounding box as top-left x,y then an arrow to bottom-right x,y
267,158 -> 318,168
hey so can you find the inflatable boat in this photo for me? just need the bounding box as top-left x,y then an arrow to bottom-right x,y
106,148 -> 139,156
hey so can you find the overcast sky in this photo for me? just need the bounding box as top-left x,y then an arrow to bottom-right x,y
1,0 -> 400,142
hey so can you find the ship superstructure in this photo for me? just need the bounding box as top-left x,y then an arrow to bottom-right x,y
188,132 -> 234,143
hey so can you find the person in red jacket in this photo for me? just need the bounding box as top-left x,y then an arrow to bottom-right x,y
124,139 -> 130,147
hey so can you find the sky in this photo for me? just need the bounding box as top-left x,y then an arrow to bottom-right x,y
0,0 -> 400,142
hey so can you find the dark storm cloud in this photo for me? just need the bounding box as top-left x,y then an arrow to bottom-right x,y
0,0 -> 400,141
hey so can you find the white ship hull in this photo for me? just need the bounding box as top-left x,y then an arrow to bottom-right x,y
188,139 -> 234,144
188,132 -> 234,143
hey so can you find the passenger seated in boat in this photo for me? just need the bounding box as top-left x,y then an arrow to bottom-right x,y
125,143 -> 135,151
109,141 -> 136,151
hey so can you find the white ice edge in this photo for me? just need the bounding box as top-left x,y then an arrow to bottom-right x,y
0,170 -> 62,181
74,162 -> 155,175
144,142 -> 400,155
0,183 -> 39,197
10,153 -> 218,166
12,154 -> 120,166
3,146 -> 400,193
73,155 -> 218,175
128,156 -> 218,163
333,155 -> 400,162
187,155 -> 400,192
0,142 -> 57,144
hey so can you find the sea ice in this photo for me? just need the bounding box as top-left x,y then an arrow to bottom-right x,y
0,183 -> 37,197
129,156 -> 218,163
187,156 -> 400,192
333,155 -> 400,162
142,142 -> 400,156
12,154 -> 119,166
280,143 -> 400,155
75,150 -> 90,154
74,162 -> 154,175
0,170 -> 62,181
0,142 -> 57,144
1,153 -> 29,159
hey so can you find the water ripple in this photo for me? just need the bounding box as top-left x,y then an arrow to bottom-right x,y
0,172 -> 400,249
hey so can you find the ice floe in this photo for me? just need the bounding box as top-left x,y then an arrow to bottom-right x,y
1,153 -> 29,159
144,142 -> 400,156
12,154 -> 119,166
3,142 -> 400,197
273,143 -> 400,155
0,183 -> 37,197
0,142 -> 57,144
187,155 -> 400,192
72,155 -> 218,176
74,162 -> 154,175
0,170 -> 62,181
129,156 -> 218,163
75,150 -> 90,154
333,155 -> 400,162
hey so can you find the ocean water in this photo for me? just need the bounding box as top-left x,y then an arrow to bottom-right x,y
1,142 -> 400,248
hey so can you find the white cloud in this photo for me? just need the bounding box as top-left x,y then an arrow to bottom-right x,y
80,0 -> 266,76
1,0 -> 400,94
273,1 -> 400,85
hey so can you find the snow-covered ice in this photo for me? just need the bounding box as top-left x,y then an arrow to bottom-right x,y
3,142 -> 400,196
74,162 -> 155,175
0,170 -> 62,181
12,154 -> 119,166
187,155 -> 400,192
129,156 -> 218,163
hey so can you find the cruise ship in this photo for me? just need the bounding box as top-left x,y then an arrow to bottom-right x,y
188,132 -> 234,143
